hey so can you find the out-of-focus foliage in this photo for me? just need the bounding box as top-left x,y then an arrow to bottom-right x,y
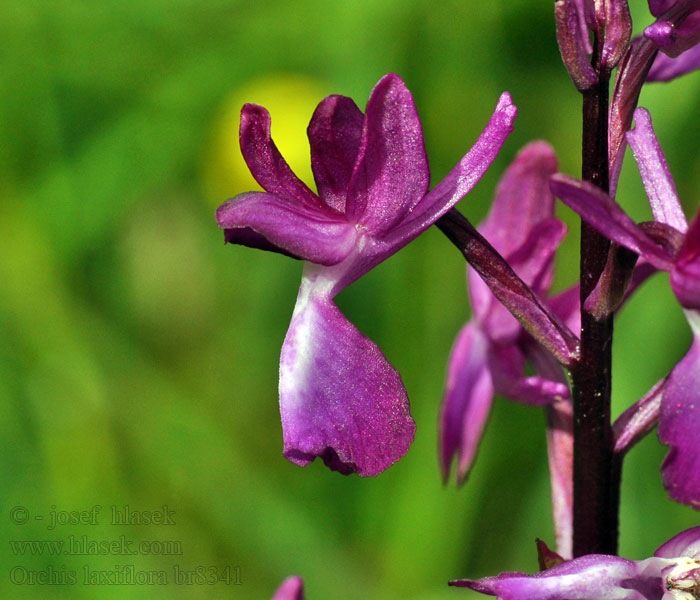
1,0 -> 699,598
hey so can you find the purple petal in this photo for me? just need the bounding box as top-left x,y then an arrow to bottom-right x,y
549,285 -> 581,335
613,377 -> 664,455
223,226 -> 301,260
272,576 -> 305,600
583,243 -> 640,320
477,219 -> 568,343
506,219 -> 567,297
627,108 -> 687,233
307,95 -> 364,213
386,92 -> 517,248
438,210 -> 580,366
346,74 -> 429,233
480,141 -> 559,260
655,525 -> 700,558
490,344 -> 570,405
554,0 -> 599,90
546,399 -> 574,559
645,10 -> 700,57
450,555 -> 648,599
648,1 -> 676,18
671,210 -> 700,309
279,283 -> 415,477
659,323 -> 700,507
600,0 -> 633,70
550,174 -> 675,270
216,192 -> 357,266
609,36 -> 658,198
239,104 -> 321,209
468,141 -> 559,331
647,43 -> 700,80
439,323 -> 494,484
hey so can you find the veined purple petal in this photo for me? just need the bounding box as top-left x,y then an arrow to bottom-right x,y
480,141 -> 558,260
216,192 -> 357,266
613,377 -> 665,455
386,92 -> 517,248
627,108 -> 687,233
655,525 -> 700,558
272,576 -> 305,600
279,281 -> 414,477
239,104 -> 321,209
671,210 -> 700,309
307,95 -> 364,213
555,0 -> 599,91
439,323 -> 494,484
550,174 -> 676,270
647,43 -> 700,80
450,555 -> 647,599
346,74 -> 429,233
659,319 -> 700,507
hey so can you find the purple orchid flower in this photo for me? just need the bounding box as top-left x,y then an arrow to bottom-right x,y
551,107 -> 700,507
451,525 -> 700,599
217,74 -> 517,477
272,576 -> 304,600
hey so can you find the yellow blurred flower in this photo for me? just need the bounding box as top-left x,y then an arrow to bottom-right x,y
202,74 -> 329,210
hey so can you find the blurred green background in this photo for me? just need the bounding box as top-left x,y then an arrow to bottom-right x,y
2,0 -> 699,598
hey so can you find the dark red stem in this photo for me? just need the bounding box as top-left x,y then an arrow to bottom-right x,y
571,64 -> 620,556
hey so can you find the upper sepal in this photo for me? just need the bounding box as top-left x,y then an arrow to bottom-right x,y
279,277 -> 415,476
346,73 -> 430,233
307,95 -> 364,213
239,104 -> 320,209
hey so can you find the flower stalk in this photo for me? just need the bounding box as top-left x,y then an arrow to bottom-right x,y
572,49 -> 618,555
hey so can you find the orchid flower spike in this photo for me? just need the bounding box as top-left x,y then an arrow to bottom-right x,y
551,107 -> 700,507
217,73 -> 517,476
439,141 -> 577,484
451,525 -> 700,600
